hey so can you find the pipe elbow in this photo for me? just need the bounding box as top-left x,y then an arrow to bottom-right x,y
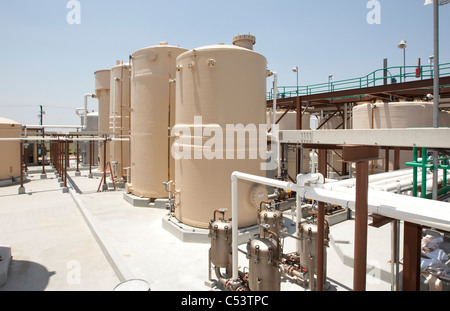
231,171 -> 239,182
296,173 -> 324,188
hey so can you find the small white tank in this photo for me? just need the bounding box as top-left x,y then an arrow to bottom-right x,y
0,117 -> 22,181
94,69 -> 111,171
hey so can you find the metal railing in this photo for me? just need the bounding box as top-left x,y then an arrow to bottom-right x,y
267,62 -> 450,101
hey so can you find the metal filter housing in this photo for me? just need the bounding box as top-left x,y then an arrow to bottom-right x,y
209,218 -> 232,269
246,236 -> 281,291
298,220 -> 328,275
258,209 -> 283,236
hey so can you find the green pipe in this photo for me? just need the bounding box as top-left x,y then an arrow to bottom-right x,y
405,162 -> 434,169
413,147 -> 418,197
421,148 -> 428,199
444,168 -> 447,188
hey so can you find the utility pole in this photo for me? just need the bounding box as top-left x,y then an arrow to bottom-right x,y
38,105 -> 47,178
39,105 -> 44,125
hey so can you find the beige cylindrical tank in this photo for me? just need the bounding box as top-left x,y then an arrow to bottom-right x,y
95,69 -> 111,172
353,102 -> 433,173
439,110 -> 450,127
267,111 -> 311,175
128,43 -> 188,198
109,62 -> 131,181
0,117 -> 22,181
173,42 -> 268,229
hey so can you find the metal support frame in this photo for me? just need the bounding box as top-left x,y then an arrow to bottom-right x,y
316,149 -> 327,291
353,161 -> 369,291
341,145 -> 379,291
403,222 -> 422,291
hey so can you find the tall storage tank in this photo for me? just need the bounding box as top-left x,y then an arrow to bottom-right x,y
353,102 -> 433,173
109,62 -> 131,181
173,36 -> 268,229
0,117 -> 22,181
94,69 -> 111,172
128,43 -> 188,198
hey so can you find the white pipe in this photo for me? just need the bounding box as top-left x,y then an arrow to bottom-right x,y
315,184 -> 450,231
371,172 -> 448,193
0,137 -> 129,142
296,173 -> 324,251
324,168 -> 414,190
83,93 -> 96,130
271,72 -> 281,178
272,72 -> 277,132
26,125 -> 84,129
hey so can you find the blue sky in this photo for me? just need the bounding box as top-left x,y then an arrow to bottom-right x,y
0,0 -> 449,126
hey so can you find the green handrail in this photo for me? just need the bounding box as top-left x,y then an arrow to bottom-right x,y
267,62 -> 450,101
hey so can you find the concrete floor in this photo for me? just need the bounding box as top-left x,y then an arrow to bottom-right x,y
0,165 -> 404,291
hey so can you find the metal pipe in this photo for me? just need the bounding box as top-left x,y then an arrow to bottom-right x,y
64,139 -> 68,188
103,138 -> 107,186
19,141 -> 24,190
76,133 -> 80,174
24,141 -> 28,173
89,140 -> 93,177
